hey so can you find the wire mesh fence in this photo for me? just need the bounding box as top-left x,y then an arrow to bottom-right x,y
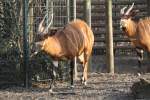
0,0 -> 72,86
0,0 -> 150,86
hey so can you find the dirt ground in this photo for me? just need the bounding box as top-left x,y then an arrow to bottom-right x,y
0,73 -> 150,100
1,55 -> 150,100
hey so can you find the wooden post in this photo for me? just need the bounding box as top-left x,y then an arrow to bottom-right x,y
84,0 -> 92,73
84,0 -> 91,27
83,0 -> 93,83
147,0 -> 150,16
147,0 -> 150,59
106,0 -> 114,74
23,0 -> 30,88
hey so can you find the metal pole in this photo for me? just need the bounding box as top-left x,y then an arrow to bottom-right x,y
70,0 -> 76,20
73,0 -> 76,20
67,0 -> 70,22
72,0 -> 78,80
46,0 -> 49,30
106,0 -> 114,74
50,1 -> 53,26
29,1 -> 33,47
23,0 -> 30,88
69,0 -> 78,80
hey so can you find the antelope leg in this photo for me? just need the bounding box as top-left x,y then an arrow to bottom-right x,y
49,61 -> 58,92
70,59 -> 74,87
136,48 -> 144,75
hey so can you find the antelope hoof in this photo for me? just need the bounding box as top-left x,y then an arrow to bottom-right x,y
81,77 -> 87,85
49,88 -> 53,93
137,73 -> 141,76
80,77 -> 84,83
83,81 -> 87,86
70,85 -> 74,88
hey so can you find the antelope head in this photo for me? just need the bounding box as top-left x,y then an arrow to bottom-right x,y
34,13 -> 53,53
120,3 -> 139,31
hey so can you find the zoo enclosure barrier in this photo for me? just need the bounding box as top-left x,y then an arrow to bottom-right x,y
0,0 -> 150,87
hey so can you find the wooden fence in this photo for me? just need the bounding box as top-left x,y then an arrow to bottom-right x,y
84,0 -> 148,55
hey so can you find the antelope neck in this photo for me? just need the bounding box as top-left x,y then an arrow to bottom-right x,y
126,20 -> 138,40
41,40 -> 46,50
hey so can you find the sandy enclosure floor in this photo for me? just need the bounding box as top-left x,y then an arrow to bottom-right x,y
1,73 -> 150,100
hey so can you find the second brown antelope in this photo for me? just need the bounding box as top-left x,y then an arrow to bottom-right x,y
34,14 -> 94,91
120,3 -> 150,71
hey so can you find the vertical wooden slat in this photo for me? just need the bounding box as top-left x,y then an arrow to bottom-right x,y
84,0 -> 91,27
147,0 -> 150,16
84,0 -> 92,79
106,0 -> 114,74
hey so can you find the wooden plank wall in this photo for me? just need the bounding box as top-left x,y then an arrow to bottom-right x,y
76,0 -> 148,55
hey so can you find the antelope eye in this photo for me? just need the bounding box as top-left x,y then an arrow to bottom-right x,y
35,34 -> 45,42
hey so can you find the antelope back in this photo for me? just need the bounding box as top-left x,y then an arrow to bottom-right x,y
55,19 -> 94,57
137,18 -> 150,45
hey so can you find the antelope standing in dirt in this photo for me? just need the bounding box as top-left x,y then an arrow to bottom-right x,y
34,14 -> 94,91
120,3 -> 150,72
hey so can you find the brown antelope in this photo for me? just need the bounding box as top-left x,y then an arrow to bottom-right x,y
120,3 -> 150,71
34,14 -> 94,90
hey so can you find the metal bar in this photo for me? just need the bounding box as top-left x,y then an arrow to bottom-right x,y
73,0 -> 76,20
69,0 -> 74,20
51,1 -> 54,26
23,0 -> 30,88
46,0 -> 49,31
72,0 -> 78,80
73,0 -> 77,80
29,1 -> 33,48
106,0 -> 114,74
67,0 -> 70,22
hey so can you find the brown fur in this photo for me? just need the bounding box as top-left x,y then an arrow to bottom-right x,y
36,19 -> 94,83
120,3 -> 150,52
121,17 -> 150,51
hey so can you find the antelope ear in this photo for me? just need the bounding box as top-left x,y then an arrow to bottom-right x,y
130,10 -> 139,17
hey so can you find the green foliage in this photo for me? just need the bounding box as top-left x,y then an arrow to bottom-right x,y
0,0 -> 23,83
0,0 -> 70,85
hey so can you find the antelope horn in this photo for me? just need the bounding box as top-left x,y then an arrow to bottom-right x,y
125,3 -> 134,15
38,14 -> 48,32
43,13 -> 53,34
120,6 -> 127,15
